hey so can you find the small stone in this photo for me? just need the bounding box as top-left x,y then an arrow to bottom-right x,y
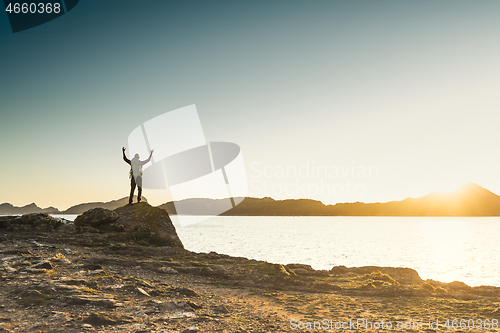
89,269 -> 104,275
161,301 -> 190,312
137,287 -> 151,297
182,326 -> 198,333
186,301 -> 202,310
81,323 -> 93,328
1,256 -> 20,262
130,323 -> 147,331
64,295 -> 117,308
213,304 -> 230,314
83,312 -> 133,326
158,267 -> 178,274
30,261 -> 53,270
168,312 -> 196,319
172,287 -> 198,297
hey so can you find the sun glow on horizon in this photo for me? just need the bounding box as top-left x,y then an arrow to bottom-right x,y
431,183 -> 469,195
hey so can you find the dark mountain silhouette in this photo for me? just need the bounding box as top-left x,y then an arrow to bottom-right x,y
157,198 -> 247,216
160,183 -> 500,216
327,182 -> 500,216
0,197 -> 147,215
223,197 -> 331,216
157,197 -> 330,216
0,203 -> 60,215
2,183 -> 499,216
62,196 -> 147,214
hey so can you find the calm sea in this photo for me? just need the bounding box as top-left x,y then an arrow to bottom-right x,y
5,215 -> 497,287
174,216 -> 500,287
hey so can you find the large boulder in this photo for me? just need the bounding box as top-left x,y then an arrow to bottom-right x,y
112,203 -> 184,248
74,208 -> 119,227
72,203 -> 184,248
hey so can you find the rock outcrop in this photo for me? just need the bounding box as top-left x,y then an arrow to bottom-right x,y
0,203 -> 183,249
74,208 -> 119,227
330,266 -> 422,285
0,213 -> 64,231
113,203 -> 183,248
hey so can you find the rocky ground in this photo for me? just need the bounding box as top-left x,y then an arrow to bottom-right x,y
1,204 -> 500,332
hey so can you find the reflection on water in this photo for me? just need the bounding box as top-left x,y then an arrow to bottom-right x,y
50,214 -> 79,222
175,216 -> 500,287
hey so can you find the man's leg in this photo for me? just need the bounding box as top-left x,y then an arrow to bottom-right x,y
129,177 -> 136,204
136,176 -> 143,202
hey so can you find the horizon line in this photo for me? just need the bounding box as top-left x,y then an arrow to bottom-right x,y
0,181 -> 494,212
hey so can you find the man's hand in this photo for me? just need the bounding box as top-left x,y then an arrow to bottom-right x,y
122,147 -> 126,152
150,149 -> 154,155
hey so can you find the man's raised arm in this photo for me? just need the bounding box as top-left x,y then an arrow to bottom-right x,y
141,149 -> 154,165
122,147 -> 131,164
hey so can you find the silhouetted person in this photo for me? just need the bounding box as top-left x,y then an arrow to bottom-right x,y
122,147 -> 154,204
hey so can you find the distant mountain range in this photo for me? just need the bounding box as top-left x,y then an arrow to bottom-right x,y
0,203 -> 60,215
161,183 -> 500,216
2,183 -> 500,216
0,196 -> 145,215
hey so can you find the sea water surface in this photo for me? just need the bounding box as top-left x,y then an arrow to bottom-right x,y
173,216 -> 500,287
7,214 -> 497,287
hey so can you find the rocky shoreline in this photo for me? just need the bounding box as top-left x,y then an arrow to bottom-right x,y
1,203 -> 499,332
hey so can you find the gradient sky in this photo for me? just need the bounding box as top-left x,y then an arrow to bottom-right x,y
1,1 -> 500,210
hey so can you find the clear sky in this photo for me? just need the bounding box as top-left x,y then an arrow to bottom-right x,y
1,1 -> 500,210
